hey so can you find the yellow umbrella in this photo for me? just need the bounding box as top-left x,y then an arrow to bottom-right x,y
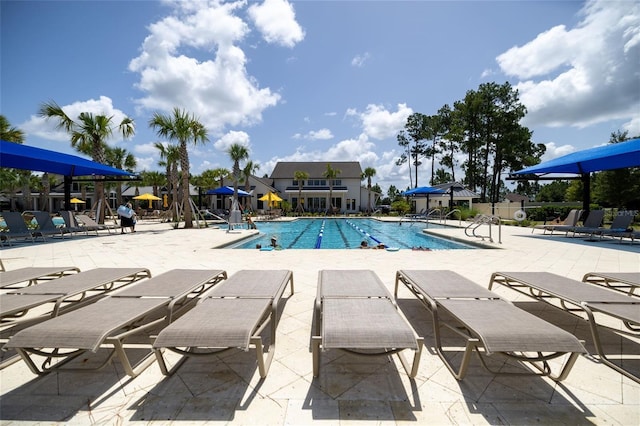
133,193 -> 162,208
259,192 -> 282,207
69,197 -> 86,211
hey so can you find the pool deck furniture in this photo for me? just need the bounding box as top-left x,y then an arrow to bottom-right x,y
531,209 -> 582,234
3,269 -> 227,378
395,270 -> 586,381
0,266 -> 80,290
153,269 -> 293,378
0,267 -> 152,328
489,271 -> 640,383
0,212 -> 36,246
582,272 -> 640,296
312,269 -> 423,378
75,214 -> 119,235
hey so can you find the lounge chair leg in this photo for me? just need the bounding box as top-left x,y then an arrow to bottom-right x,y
252,337 -> 275,378
397,337 -> 423,378
311,336 -> 322,377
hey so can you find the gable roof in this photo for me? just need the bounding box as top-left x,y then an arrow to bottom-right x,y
270,162 -> 363,179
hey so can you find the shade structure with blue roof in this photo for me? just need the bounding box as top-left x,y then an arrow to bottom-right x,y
401,186 -> 446,196
0,140 -> 136,177
511,138 -> 640,212
1,140 -> 137,210
513,138 -> 640,176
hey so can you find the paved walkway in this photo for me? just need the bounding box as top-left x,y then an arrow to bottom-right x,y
1,218 -> 638,425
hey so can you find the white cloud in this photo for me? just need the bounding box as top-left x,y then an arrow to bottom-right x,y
247,0 -> 305,48
214,130 -> 251,152
21,96 -> 134,145
495,0 -> 640,129
347,103 -> 413,140
293,128 -> 334,140
351,52 -> 371,67
129,1 -> 289,132
540,142 -> 576,161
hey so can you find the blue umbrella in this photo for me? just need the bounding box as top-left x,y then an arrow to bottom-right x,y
402,186 -> 446,196
205,186 -> 251,197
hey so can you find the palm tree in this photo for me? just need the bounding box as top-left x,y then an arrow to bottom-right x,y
0,115 -> 25,142
106,146 -> 137,208
211,167 -> 230,188
0,115 -> 31,210
149,108 -> 208,228
143,171 -> 167,198
242,160 -> 259,211
294,170 -> 309,214
154,142 -> 181,217
361,167 -> 376,214
227,143 -> 249,214
323,163 -> 341,215
39,101 -> 135,222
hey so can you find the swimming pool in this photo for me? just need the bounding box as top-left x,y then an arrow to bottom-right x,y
231,218 -> 475,250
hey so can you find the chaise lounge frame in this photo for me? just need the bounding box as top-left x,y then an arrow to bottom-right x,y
582,272 -> 640,296
0,266 -> 81,290
395,270 -> 586,381
312,270 -> 423,379
3,269 -> 227,378
153,269 -> 294,378
489,271 -> 640,383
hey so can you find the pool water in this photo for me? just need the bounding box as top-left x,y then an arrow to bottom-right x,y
231,218 -> 474,250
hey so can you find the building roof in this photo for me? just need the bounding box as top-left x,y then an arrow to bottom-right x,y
270,162 -> 363,179
432,182 -> 480,198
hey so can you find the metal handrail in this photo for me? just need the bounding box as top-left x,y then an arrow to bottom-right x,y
442,209 -> 462,226
464,214 -> 501,243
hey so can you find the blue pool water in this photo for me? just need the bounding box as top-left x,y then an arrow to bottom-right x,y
231,218 -> 474,250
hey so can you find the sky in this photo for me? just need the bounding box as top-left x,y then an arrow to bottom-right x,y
1,0 -> 639,193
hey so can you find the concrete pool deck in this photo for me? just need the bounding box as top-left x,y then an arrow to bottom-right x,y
1,217 -> 639,424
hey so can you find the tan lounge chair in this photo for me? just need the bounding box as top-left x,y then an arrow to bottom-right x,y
395,270 -> 585,381
4,269 -> 227,377
531,209 -> 582,234
153,269 -> 293,378
312,270 -> 423,378
75,214 -> 118,235
0,265 -> 80,290
0,267 -> 152,326
582,272 -> 640,296
489,271 -> 640,383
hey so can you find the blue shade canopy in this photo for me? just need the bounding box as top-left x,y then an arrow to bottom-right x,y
513,138 -> 640,175
402,186 -> 446,196
206,186 -> 251,197
0,140 -> 135,177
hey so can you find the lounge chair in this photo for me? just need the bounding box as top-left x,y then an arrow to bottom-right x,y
531,209 -> 582,234
153,269 -> 293,378
568,213 -> 633,239
0,267 -> 152,327
582,272 -> 640,296
75,214 -> 118,235
489,271 -> 640,383
395,270 -> 585,381
0,265 -> 80,290
59,211 -> 86,235
0,211 -> 35,245
561,209 -> 605,237
3,269 -> 227,377
312,270 -> 423,378
31,211 -> 70,240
